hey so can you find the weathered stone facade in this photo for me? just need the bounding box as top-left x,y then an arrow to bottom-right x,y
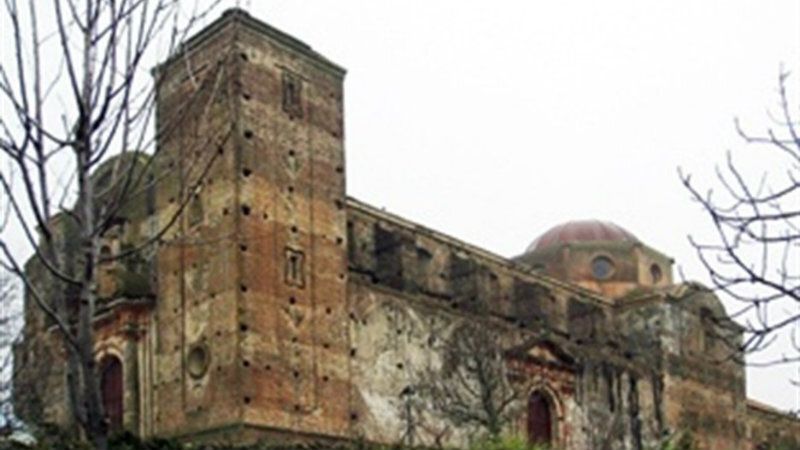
14,9 -> 800,450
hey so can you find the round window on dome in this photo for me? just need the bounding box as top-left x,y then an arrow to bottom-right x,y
591,256 -> 615,280
650,264 -> 663,284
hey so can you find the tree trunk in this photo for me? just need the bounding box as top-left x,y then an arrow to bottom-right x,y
76,105 -> 107,448
75,178 -> 108,449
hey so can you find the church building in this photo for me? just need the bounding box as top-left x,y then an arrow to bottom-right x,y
14,9 -> 800,450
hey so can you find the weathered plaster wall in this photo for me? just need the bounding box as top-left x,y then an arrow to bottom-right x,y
747,401 -> 800,449
346,199 -> 607,334
571,362 -> 665,450
660,290 -> 748,450
345,201 -> 667,450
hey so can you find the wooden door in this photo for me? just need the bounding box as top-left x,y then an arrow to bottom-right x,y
100,356 -> 123,431
527,391 -> 552,444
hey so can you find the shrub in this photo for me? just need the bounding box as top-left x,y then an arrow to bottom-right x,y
652,431 -> 696,450
469,435 -> 553,450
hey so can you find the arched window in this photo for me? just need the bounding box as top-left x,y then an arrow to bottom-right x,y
527,391 -> 553,445
100,355 -> 123,431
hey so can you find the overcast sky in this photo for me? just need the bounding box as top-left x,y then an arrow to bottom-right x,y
216,1 -> 800,411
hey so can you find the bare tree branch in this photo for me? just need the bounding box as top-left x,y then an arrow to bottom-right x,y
0,1 -> 227,448
415,322 -> 525,439
680,70 -> 800,366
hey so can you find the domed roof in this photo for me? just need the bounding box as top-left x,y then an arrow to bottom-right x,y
525,220 -> 639,253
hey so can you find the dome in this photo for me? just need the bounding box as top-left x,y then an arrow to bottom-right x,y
525,220 -> 639,253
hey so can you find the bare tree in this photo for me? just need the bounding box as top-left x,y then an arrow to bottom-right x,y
0,1 -> 225,448
417,322 -> 523,439
0,271 -> 18,435
680,70 -> 800,365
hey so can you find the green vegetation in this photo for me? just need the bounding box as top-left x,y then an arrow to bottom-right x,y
469,435 -> 552,450
652,431 -> 695,450
1,428 -> 796,450
2,432 -> 549,450
1,432 -> 416,450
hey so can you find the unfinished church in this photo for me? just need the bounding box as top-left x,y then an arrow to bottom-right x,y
14,9 -> 800,450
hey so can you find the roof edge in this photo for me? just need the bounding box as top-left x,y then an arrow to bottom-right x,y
747,398 -> 799,420
154,8 -> 346,77
345,196 -> 614,306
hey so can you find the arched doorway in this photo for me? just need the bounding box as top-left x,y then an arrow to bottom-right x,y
99,355 -> 123,431
527,390 -> 553,445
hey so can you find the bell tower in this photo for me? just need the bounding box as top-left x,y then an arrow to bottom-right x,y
152,8 -> 349,440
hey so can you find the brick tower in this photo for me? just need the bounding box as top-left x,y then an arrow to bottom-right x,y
152,8 -> 349,440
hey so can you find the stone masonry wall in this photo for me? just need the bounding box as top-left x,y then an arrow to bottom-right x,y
149,14 -> 243,438
233,15 -> 349,439
147,9 -> 350,441
345,200 -> 666,449
747,401 -> 800,449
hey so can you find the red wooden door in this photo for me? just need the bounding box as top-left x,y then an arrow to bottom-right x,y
100,356 -> 123,431
527,391 -> 552,444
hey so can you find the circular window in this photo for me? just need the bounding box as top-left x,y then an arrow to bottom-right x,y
591,256 -> 615,280
650,264 -> 663,284
187,344 -> 210,379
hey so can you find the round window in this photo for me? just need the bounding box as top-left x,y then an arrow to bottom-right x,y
187,344 -> 210,379
591,256 -> 615,280
650,264 -> 663,284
